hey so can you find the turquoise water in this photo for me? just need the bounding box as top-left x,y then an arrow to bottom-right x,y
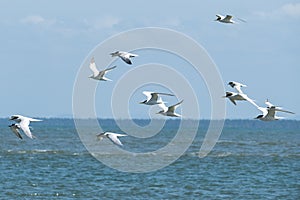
0,119 -> 299,199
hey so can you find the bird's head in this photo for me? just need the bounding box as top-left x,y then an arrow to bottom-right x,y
10,115 -> 20,120
215,15 -> 222,21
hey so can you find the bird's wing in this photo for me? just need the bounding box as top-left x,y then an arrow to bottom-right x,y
89,57 -> 99,76
168,100 -> 183,113
275,108 -> 295,114
158,101 -> 168,112
10,125 -> 22,139
266,107 -> 276,118
120,55 -> 132,64
155,92 -> 174,97
143,91 -> 153,101
19,119 -> 34,139
224,15 -> 233,21
237,17 -> 247,23
104,65 -> 117,72
228,97 -> 237,105
126,52 -> 138,57
265,99 -> 274,108
107,134 -> 126,146
29,118 -> 42,122
242,94 -> 259,107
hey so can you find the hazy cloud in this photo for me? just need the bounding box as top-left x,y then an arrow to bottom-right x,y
20,15 -> 56,26
254,3 -> 300,19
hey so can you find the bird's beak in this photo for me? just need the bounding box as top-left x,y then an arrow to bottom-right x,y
138,102 -> 143,104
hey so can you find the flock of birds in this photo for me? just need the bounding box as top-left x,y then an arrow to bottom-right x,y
7,14 -> 295,147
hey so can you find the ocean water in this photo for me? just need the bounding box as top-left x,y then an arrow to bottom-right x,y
0,119 -> 299,199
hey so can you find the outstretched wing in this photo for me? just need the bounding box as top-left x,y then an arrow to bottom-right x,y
224,15 -> 233,21
10,125 -> 23,139
19,119 -> 34,139
89,57 -> 99,76
243,95 -> 259,108
275,108 -> 295,114
143,91 -> 154,101
104,65 -> 117,72
107,133 -> 127,146
168,100 -> 183,113
158,101 -> 168,112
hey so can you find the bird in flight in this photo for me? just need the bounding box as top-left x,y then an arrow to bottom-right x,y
139,91 -> 174,105
9,115 -> 42,139
215,14 -> 246,24
157,100 -> 183,117
254,99 -> 295,121
88,57 -> 117,81
110,51 -> 138,65
97,132 -> 127,146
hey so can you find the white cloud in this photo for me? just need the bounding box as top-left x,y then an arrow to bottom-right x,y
282,3 -> 300,17
85,16 -> 121,30
254,3 -> 300,19
20,15 -> 45,24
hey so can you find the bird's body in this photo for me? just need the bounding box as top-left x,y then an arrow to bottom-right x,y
110,51 -> 138,65
89,57 -> 116,81
215,14 -> 235,24
157,100 -> 183,117
215,14 -> 246,24
10,115 -> 42,139
97,132 -> 127,146
254,100 -> 295,121
139,91 -> 174,105
223,92 -> 256,106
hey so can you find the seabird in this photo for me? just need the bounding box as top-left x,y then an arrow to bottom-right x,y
10,115 -> 42,139
139,91 -> 174,105
157,100 -> 183,117
223,91 -> 257,106
97,132 -> 127,146
254,100 -> 295,121
110,51 -> 138,65
215,14 -> 246,24
228,81 -> 247,94
88,57 -> 116,81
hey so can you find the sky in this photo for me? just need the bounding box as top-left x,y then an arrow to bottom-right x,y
0,0 -> 299,119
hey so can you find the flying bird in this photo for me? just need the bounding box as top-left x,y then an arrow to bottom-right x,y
215,14 -> 246,24
157,100 -> 183,117
9,124 -> 22,139
228,81 -> 247,94
139,91 -> 174,105
97,132 -> 127,146
110,51 -> 138,65
254,100 -> 295,121
223,92 -> 257,106
9,115 -> 42,139
88,57 -> 116,81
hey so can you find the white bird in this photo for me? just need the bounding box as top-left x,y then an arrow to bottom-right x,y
8,123 -> 22,139
254,100 -> 295,121
97,132 -> 127,146
110,51 -> 138,65
10,115 -> 42,139
215,14 -> 246,24
88,57 -> 116,81
223,91 -> 257,106
228,81 -> 247,94
157,100 -> 183,117
139,91 -> 174,105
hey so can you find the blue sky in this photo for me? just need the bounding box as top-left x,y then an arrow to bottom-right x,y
0,0 -> 299,119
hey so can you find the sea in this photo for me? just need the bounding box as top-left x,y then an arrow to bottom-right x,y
0,119 -> 299,199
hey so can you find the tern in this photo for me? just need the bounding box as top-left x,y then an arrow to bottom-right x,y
215,14 -> 246,24
228,81 -> 247,94
88,57 -> 116,81
8,124 -> 22,139
254,100 -> 295,121
139,91 -> 174,105
223,91 -> 257,106
110,51 -> 138,65
97,132 -> 127,146
157,100 -> 183,117
10,115 -> 42,139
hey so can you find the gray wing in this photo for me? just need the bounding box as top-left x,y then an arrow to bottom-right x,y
224,15 -> 233,21
168,100 -> 183,112
10,125 -> 23,139
107,134 -> 125,146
